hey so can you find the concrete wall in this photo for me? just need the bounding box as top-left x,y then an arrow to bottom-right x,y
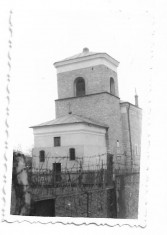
32,123 -> 107,171
33,123 -> 106,147
55,93 -> 123,156
57,65 -> 119,99
32,148 -> 107,171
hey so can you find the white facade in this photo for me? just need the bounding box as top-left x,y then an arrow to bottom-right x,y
54,48 -> 119,74
55,55 -> 119,74
32,122 -> 107,171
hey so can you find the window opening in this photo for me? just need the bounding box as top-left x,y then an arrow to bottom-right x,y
39,150 -> 45,162
54,137 -> 61,147
135,144 -> 138,155
75,77 -> 85,97
69,148 -> 76,160
110,77 -> 115,95
53,163 -> 61,182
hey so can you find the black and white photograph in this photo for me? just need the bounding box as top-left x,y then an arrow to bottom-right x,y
3,0 -> 149,223
11,47 -> 142,219
1,0 -> 167,234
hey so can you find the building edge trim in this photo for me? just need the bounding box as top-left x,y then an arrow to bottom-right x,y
53,53 -> 120,68
55,92 -> 120,102
30,121 -> 109,130
120,101 -> 142,110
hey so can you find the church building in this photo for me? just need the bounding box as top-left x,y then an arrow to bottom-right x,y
30,48 -> 142,218
31,47 -> 142,181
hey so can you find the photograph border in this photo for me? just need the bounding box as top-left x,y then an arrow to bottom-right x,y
2,7 -> 151,227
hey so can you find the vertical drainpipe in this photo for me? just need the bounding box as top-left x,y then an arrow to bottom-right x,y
127,104 -> 133,171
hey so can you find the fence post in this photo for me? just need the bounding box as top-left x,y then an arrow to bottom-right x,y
106,153 -> 117,218
86,191 -> 89,217
106,153 -> 113,186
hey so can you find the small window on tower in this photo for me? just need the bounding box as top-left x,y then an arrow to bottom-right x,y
69,148 -> 75,160
39,150 -> 45,162
110,77 -> 115,95
54,137 -> 61,147
117,140 -> 120,148
135,144 -> 138,155
75,77 -> 85,97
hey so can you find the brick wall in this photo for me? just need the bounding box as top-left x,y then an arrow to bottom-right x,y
57,65 -> 119,99
55,92 -> 123,155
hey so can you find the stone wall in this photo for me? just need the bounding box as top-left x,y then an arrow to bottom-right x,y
10,152 -> 31,215
116,173 -> 140,218
54,186 -> 109,217
32,185 -> 116,218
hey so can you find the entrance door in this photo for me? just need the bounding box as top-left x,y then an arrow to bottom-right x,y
33,199 -> 55,217
53,163 -> 61,183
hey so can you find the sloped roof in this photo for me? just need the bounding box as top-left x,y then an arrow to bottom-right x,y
30,113 -> 108,129
62,48 -> 96,61
54,48 -> 119,67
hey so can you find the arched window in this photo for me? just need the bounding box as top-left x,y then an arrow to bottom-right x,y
75,77 -> 85,97
39,150 -> 45,162
110,77 -> 115,95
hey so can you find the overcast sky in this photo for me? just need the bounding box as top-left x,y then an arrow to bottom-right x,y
1,0 -> 155,153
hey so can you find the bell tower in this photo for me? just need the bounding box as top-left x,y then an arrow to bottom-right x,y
54,48 -> 123,155
54,48 -> 119,99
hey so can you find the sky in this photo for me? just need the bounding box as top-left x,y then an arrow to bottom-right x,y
1,0 -> 154,153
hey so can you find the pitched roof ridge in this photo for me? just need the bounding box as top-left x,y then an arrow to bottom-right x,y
63,51 -> 96,60
30,113 -> 108,129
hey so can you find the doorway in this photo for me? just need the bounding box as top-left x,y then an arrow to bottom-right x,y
53,162 -> 61,183
32,199 -> 55,217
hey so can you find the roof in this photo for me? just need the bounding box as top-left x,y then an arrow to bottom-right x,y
54,48 -> 119,67
30,113 -> 108,129
120,101 -> 142,110
62,48 -> 96,61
